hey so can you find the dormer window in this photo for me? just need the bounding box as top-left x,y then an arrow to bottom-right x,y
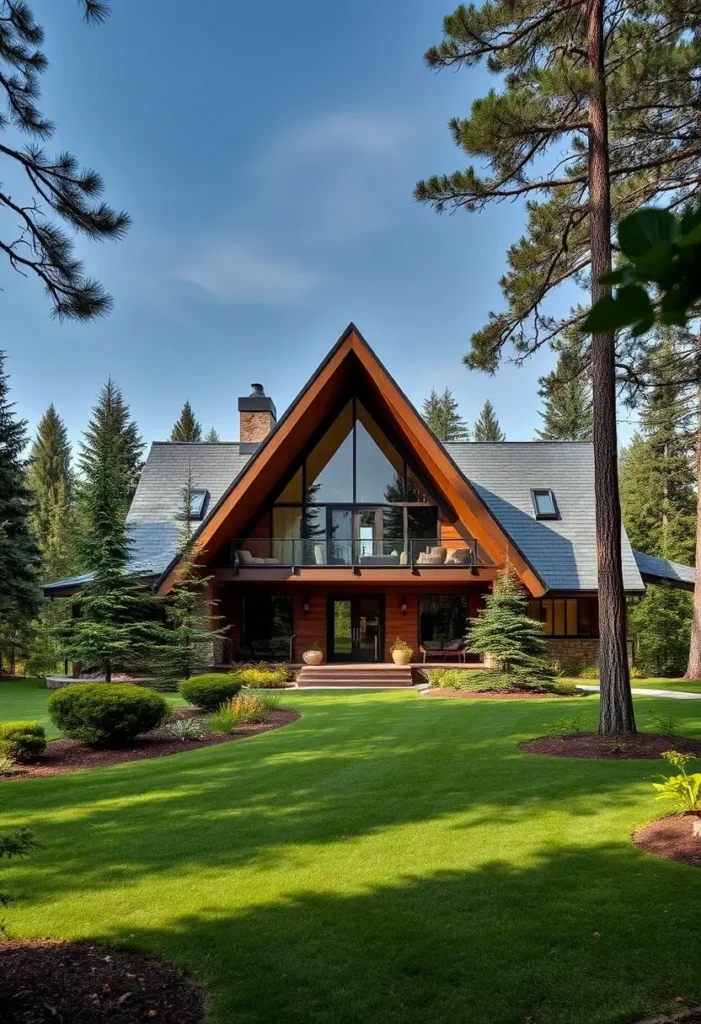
531,489 -> 558,520
187,488 -> 208,520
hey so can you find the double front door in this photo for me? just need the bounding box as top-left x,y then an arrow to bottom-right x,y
328,596 -> 384,662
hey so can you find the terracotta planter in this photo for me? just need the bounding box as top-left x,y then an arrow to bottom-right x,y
303,650 -> 323,666
391,649 -> 412,666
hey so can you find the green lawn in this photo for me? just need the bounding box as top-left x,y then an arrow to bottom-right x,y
564,676 -> 701,694
2,681 -> 701,1024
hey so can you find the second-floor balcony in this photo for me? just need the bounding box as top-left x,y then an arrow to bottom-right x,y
228,537 -> 481,569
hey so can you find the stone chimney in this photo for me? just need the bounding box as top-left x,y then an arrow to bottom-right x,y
238,383 -> 276,452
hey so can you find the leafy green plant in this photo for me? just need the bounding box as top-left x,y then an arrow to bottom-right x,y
652,751 -> 701,813
646,711 -> 678,736
242,688 -> 281,711
164,718 -> 203,742
582,206 -> 701,338
551,660 -> 583,679
390,638 -> 413,655
48,683 -> 169,747
0,827 -> 36,910
0,753 -> 18,776
0,721 -> 46,762
232,663 -> 289,688
230,694 -> 267,725
208,706 -> 238,734
544,714 -> 591,737
178,675 -> 242,711
629,666 -> 644,679
579,665 -> 600,679
551,681 -> 580,697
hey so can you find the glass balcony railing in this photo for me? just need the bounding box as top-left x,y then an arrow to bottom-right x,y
230,537 -> 479,568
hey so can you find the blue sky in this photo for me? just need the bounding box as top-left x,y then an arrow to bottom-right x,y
2,0 -> 596,451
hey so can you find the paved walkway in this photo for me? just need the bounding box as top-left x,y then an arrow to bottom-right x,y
578,684 -> 701,700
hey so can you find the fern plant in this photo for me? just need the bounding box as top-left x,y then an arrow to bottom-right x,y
652,751 -> 701,813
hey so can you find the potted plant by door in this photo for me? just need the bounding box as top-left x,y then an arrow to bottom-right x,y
390,638 -> 413,666
303,642 -> 323,666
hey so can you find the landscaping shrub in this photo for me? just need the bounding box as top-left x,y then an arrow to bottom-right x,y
647,710 -> 678,735
230,694 -> 268,724
0,752 -> 18,776
178,674 -> 242,711
232,663 -> 289,688
0,721 -> 46,762
208,706 -> 238,734
629,665 -> 644,679
552,659 -> 583,678
544,714 -> 592,736
653,751 -> 701,812
48,683 -> 169,747
551,681 -> 580,696
579,665 -> 600,679
164,718 -> 203,742
242,687 -> 282,711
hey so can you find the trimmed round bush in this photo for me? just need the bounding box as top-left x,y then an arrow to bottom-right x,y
231,664 -> 289,688
48,683 -> 169,747
178,674 -> 242,712
0,721 -> 46,762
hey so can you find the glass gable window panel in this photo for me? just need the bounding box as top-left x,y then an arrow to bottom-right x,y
243,594 -> 293,650
566,599 -> 578,636
406,469 -> 430,502
272,506 -> 301,563
358,509 -> 378,558
276,468 -> 302,502
407,507 -> 439,563
355,401 -> 406,503
419,596 -> 468,648
305,402 -> 353,503
382,507 -> 405,560
300,506 -> 326,564
329,508 -> 353,564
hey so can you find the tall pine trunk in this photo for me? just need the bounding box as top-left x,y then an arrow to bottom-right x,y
685,330 -> 701,679
587,0 -> 635,733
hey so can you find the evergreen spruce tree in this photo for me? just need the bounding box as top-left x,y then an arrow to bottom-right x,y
56,427 -> 164,681
619,335 -> 696,675
170,402 -> 202,442
414,1 -> 701,731
536,340 -> 593,441
473,400 -> 505,442
26,405 -> 73,580
74,379 -> 143,569
421,388 -> 470,441
0,2 -> 129,319
204,427 -> 220,443
156,466 -> 229,686
0,352 -> 41,671
467,563 -> 553,680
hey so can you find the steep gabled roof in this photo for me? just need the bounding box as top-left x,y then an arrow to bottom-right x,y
155,324 -> 545,595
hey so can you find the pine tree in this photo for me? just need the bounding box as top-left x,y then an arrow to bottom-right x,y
473,400 -> 505,442
413,1 -> 701,731
26,405 -> 73,580
0,2 -> 129,318
204,427 -> 220,443
0,352 -> 41,670
171,402 -> 202,443
421,388 -> 470,441
155,466 -> 229,686
467,563 -> 553,679
56,427 -> 164,681
74,379 -> 143,569
619,335 -> 696,675
536,340 -> 593,441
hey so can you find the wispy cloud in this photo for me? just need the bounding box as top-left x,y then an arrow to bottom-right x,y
177,239 -> 328,306
171,110 -> 414,307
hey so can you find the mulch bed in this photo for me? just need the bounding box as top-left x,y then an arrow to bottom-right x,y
521,731 -> 701,760
1,708 -> 300,782
0,939 -> 203,1023
633,812 -> 701,868
424,688 -> 579,700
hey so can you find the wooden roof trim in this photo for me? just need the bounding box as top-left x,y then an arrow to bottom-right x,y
156,324 -> 545,596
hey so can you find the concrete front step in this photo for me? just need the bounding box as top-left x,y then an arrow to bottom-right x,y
297,665 -> 414,687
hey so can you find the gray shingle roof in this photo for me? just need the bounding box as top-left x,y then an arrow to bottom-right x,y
633,550 -> 695,589
45,438 -> 669,596
444,441 -> 645,593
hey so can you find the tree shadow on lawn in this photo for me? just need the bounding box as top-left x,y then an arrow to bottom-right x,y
92,842 -> 701,1024
3,693 -> 701,905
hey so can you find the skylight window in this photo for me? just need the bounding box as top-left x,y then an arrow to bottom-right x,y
531,489 -> 558,520
186,488 -> 208,520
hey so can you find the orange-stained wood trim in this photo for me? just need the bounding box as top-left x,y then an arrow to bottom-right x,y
211,567 -> 500,584
157,325 -> 545,596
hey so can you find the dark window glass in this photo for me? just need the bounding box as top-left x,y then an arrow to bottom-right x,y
407,507 -> 438,561
329,508 -> 353,564
277,468 -> 302,502
185,489 -> 208,519
406,469 -> 430,502
306,402 -> 353,502
301,506 -> 326,565
272,506 -> 301,563
355,401 -> 405,503
382,507 -> 405,558
578,599 -> 592,636
243,595 -> 293,648
533,489 -> 557,518
418,596 -> 468,649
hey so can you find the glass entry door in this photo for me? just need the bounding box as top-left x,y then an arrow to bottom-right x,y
329,596 -> 384,662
